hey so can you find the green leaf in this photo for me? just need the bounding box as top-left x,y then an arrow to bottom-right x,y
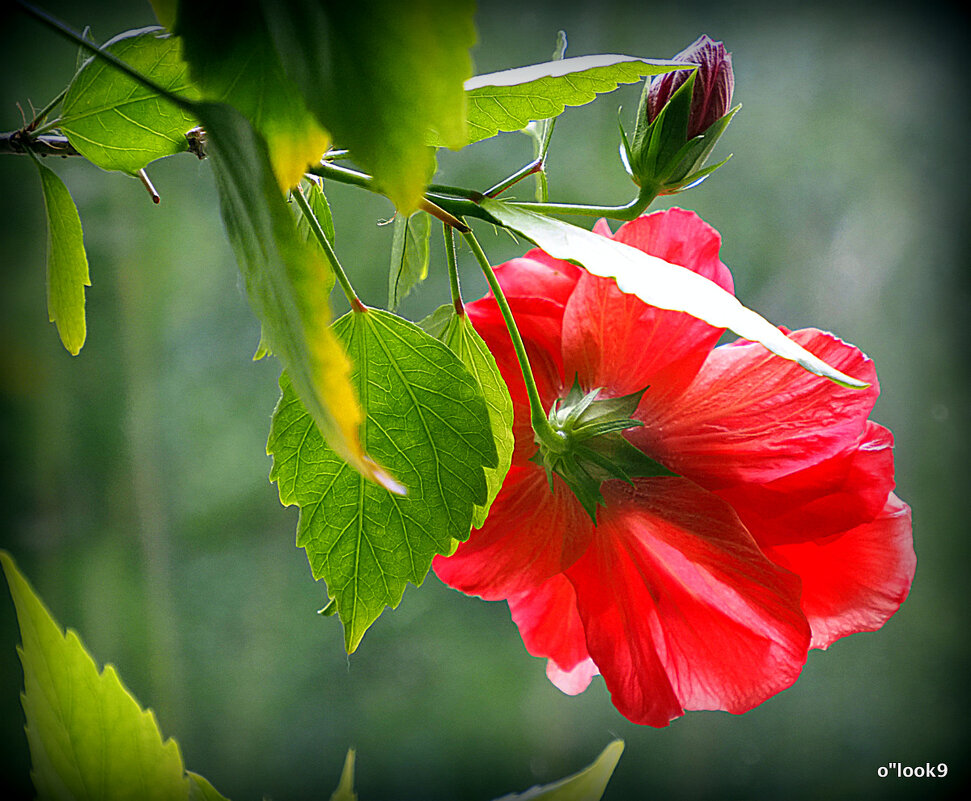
33,156 -> 90,355
176,1 -> 330,191
262,0 -> 476,213
329,750 -> 357,801
59,28 -> 199,174
150,0 -> 177,29
188,772 -> 231,801
0,551 -> 219,801
462,55 -> 688,145
388,211 -> 431,310
417,304 -> 456,339
195,100 -> 383,486
438,310 -> 514,528
481,199 -> 869,389
493,740 -> 624,801
268,310 -> 498,652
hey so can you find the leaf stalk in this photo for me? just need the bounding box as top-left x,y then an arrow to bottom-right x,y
294,185 -> 366,313
463,229 -> 562,452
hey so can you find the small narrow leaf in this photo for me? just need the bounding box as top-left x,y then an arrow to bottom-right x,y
388,211 -> 431,310
1,551 -> 203,801
59,28 -> 199,174
268,310 -> 498,652
176,1 -> 330,191
195,100 -> 379,484
294,179 -> 336,298
33,157 -> 90,355
329,750 -> 357,801
297,179 -> 336,246
438,309 -> 514,527
462,55 -> 688,145
493,740 -> 624,801
481,200 -> 869,389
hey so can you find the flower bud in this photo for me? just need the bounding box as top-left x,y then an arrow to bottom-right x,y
647,35 -> 734,139
623,35 -> 739,197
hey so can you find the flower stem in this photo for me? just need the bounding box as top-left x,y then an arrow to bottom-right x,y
443,224 -> 464,316
509,185 -> 658,221
463,229 -> 563,452
294,185 -> 366,313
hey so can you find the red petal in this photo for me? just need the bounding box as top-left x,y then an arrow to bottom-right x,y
547,657 -> 599,695
720,422 -> 896,545
486,251 -> 581,305
467,296 -> 566,463
508,574 -> 598,695
611,208 -> 734,293
561,270 -> 724,402
632,329 -> 880,487
433,466 -> 594,600
561,209 -> 734,402
566,478 -> 810,726
763,493 -> 915,649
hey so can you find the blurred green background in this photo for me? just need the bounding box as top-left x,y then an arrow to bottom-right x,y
1,1 -> 967,799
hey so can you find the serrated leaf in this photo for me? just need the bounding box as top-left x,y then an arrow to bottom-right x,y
188,772 -> 231,801
329,750 -> 357,801
388,211 -> 431,310
195,100 -> 383,485
439,310 -> 514,528
59,28 -> 199,174
33,156 -> 90,355
176,1 -> 330,191
262,0 -> 476,213
0,551 -> 204,801
481,200 -> 869,389
494,740 -> 624,801
462,55 -> 687,145
268,310 -> 498,652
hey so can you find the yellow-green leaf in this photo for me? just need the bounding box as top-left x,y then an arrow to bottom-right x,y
461,55 -> 687,145
176,1 -> 330,191
59,28 -> 200,174
264,0 -> 476,213
388,211 -> 431,310
437,308 -> 514,528
197,100 -> 384,486
33,157 -> 90,355
493,740 -> 624,801
1,551 -> 194,801
329,750 -> 357,801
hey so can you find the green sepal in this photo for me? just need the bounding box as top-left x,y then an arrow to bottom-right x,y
628,69 -> 738,195
630,69 -> 696,185
533,380 -> 677,521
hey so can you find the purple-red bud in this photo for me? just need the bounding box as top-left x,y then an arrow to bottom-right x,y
647,35 -> 734,139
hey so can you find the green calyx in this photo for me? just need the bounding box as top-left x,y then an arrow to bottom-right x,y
532,378 -> 678,522
622,70 -> 740,196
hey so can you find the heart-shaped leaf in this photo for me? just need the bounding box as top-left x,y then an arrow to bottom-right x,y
268,310 -> 498,652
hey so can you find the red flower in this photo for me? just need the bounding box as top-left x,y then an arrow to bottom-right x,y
433,208 -> 915,727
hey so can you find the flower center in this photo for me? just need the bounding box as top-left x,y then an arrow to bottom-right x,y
531,378 -> 677,522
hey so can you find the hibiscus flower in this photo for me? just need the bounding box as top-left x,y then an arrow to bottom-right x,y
433,208 -> 915,727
